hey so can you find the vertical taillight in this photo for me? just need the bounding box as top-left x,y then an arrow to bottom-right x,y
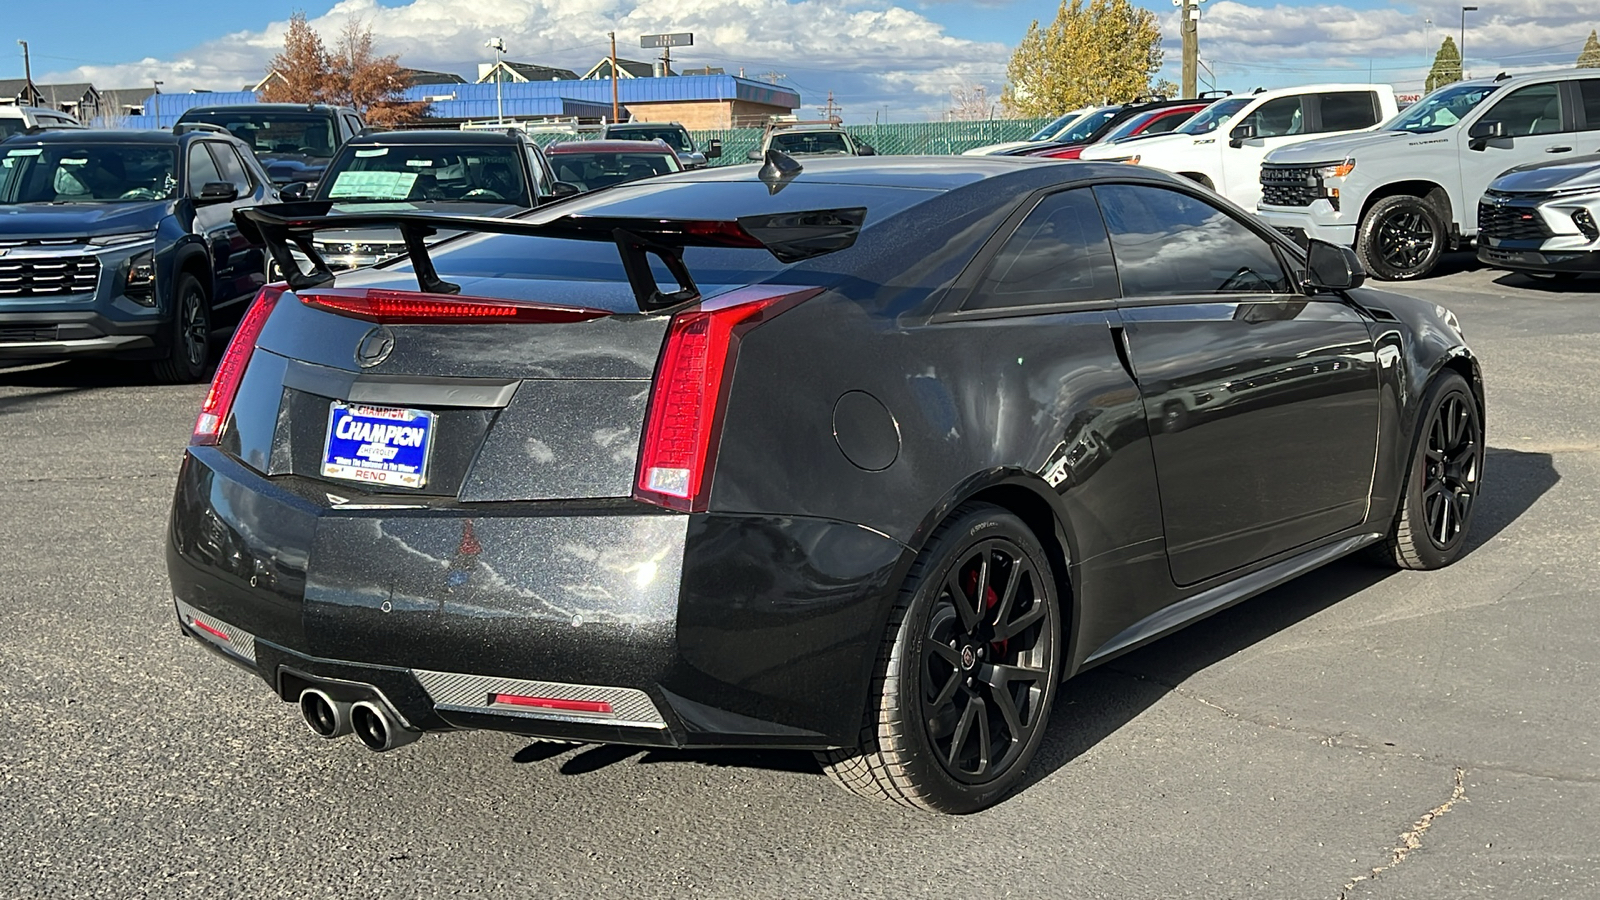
191,284 -> 285,446
633,286 -> 820,512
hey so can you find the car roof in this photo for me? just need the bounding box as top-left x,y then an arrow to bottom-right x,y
773,125 -> 849,134
3,129 -> 183,146
646,154 -> 1124,190
608,122 -> 684,129
548,140 -> 675,153
344,129 -> 524,146
181,103 -> 350,115
1456,68 -> 1595,88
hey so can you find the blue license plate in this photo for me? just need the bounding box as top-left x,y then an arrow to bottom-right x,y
322,402 -> 435,488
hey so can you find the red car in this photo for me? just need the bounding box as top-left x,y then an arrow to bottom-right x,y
1028,102 -> 1210,160
546,139 -> 683,191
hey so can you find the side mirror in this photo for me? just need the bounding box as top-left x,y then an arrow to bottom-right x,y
1228,122 -> 1257,148
747,147 -> 764,161
278,181 -> 309,201
704,139 -> 723,159
1304,239 -> 1366,293
857,143 -> 877,156
550,181 -> 581,198
196,182 -> 239,205
1467,119 -> 1507,151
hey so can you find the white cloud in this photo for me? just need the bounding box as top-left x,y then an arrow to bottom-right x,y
39,0 -> 1011,122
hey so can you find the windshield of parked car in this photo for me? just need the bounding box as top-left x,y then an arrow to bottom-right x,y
550,151 -> 680,191
180,111 -> 338,159
0,143 -> 178,203
316,145 -> 532,206
609,128 -> 690,152
1176,97 -> 1251,135
770,131 -> 853,155
1053,108 -> 1119,143
1383,83 -> 1499,134
1028,110 -> 1088,141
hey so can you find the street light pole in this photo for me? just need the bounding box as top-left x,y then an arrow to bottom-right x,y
1460,6 -> 1477,80
152,79 -> 163,127
17,40 -> 33,102
486,37 -> 507,124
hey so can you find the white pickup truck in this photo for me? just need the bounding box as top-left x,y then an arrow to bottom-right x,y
1078,84 -> 1400,211
1258,69 -> 1600,280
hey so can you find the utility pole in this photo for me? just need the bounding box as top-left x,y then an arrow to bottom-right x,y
1459,6 -> 1477,80
1176,0 -> 1205,98
17,40 -> 34,104
609,32 -> 619,122
818,92 -> 841,121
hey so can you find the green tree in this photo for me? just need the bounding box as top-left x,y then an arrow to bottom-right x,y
1001,0 -> 1166,117
1425,36 -> 1463,92
1579,30 -> 1600,68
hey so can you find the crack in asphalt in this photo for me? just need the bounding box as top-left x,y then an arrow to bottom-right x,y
1336,767 -> 1466,899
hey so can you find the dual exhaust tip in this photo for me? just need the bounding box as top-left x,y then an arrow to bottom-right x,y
299,688 -> 419,752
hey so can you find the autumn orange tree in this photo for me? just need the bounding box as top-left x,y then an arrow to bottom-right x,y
259,12 -> 426,126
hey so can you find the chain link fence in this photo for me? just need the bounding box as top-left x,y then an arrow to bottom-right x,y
687,118 -> 1054,165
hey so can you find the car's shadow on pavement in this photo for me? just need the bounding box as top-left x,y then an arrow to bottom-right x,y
522,448 -> 1557,794
1490,272 -> 1597,292
0,359 -> 169,389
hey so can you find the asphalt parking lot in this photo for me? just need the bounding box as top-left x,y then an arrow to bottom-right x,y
1,256 -> 1597,899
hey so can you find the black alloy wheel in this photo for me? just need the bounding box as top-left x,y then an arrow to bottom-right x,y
819,503 -> 1061,813
152,273 -> 212,384
1358,195 -> 1446,281
1374,371 -> 1482,570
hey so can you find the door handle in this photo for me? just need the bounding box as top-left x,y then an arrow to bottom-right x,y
1546,146 -> 1572,153
1109,324 -> 1139,382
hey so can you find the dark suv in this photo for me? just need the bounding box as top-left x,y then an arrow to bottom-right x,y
0,130 -> 277,381
175,103 -> 365,190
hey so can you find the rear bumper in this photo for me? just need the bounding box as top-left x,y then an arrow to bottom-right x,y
166,446 -> 910,750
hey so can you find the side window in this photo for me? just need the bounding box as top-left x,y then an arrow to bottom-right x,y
1094,183 -> 1291,298
343,115 -> 363,139
1241,96 -> 1306,138
964,189 -> 1119,310
1579,80 -> 1600,131
210,144 -> 253,193
186,142 -> 223,194
1487,83 -> 1566,136
1144,111 -> 1189,135
1318,91 -> 1379,132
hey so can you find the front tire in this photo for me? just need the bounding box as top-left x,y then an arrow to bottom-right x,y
152,273 -> 211,384
1358,195 -> 1446,281
819,503 -> 1061,814
1374,372 -> 1482,570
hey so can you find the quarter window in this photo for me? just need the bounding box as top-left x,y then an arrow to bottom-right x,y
186,142 -> 223,194
965,189 -> 1119,310
1318,92 -> 1380,131
1094,183 -> 1291,297
1486,83 -> 1566,136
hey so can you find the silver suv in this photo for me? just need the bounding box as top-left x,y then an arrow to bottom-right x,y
1259,69 -> 1600,280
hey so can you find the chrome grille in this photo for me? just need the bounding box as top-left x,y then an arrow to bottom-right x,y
1260,165 -> 1320,207
0,255 -> 100,297
1478,194 -> 1553,242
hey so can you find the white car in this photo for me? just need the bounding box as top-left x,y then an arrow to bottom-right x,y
0,106 -> 85,140
1476,152 -> 1600,281
963,107 -> 1102,156
1260,70 -> 1600,280
1078,84 -> 1399,210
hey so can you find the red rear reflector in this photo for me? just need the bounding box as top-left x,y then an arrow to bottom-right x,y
490,693 -> 613,714
299,288 -> 610,325
191,619 -> 229,642
192,283 -> 285,446
633,286 -> 822,513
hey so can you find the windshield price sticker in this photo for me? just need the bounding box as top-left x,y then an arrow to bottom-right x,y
328,170 -> 417,200
322,402 -> 435,488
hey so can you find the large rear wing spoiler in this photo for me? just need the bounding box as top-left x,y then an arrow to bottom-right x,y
234,201 -> 866,311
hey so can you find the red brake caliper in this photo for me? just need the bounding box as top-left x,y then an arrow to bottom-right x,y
964,566 -> 1008,659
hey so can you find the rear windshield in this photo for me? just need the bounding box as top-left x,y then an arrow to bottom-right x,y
1,143 -> 177,203
318,144 -> 532,205
180,111 -> 338,159
609,128 -> 689,152
397,180 -> 938,312
770,131 -> 852,155
550,151 -> 680,190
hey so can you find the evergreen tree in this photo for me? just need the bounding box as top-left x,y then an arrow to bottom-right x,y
1002,0 -> 1166,117
1579,30 -> 1600,68
1425,36 -> 1463,92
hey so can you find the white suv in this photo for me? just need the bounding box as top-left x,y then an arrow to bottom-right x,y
1259,70 -> 1600,280
1079,84 -> 1399,210
0,106 -> 85,140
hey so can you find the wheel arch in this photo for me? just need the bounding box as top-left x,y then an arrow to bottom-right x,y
169,241 -> 213,309
1360,180 -> 1455,229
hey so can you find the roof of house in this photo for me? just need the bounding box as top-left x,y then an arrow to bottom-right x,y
400,68 -> 467,87
581,57 -> 656,80
482,61 -> 581,83
32,83 -> 99,106
0,79 -> 41,102
400,75 -> 800,112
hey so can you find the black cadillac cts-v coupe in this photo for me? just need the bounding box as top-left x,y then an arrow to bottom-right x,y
166,155 -> 1483,814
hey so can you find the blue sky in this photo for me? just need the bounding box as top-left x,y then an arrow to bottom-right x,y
5,0 -> 1596,121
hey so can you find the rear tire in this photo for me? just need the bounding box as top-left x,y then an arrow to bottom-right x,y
1373,372 -> 1481,570
152,273 -> 211,384
818,503 -> 1061,814
1358,195 -> 1446,281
